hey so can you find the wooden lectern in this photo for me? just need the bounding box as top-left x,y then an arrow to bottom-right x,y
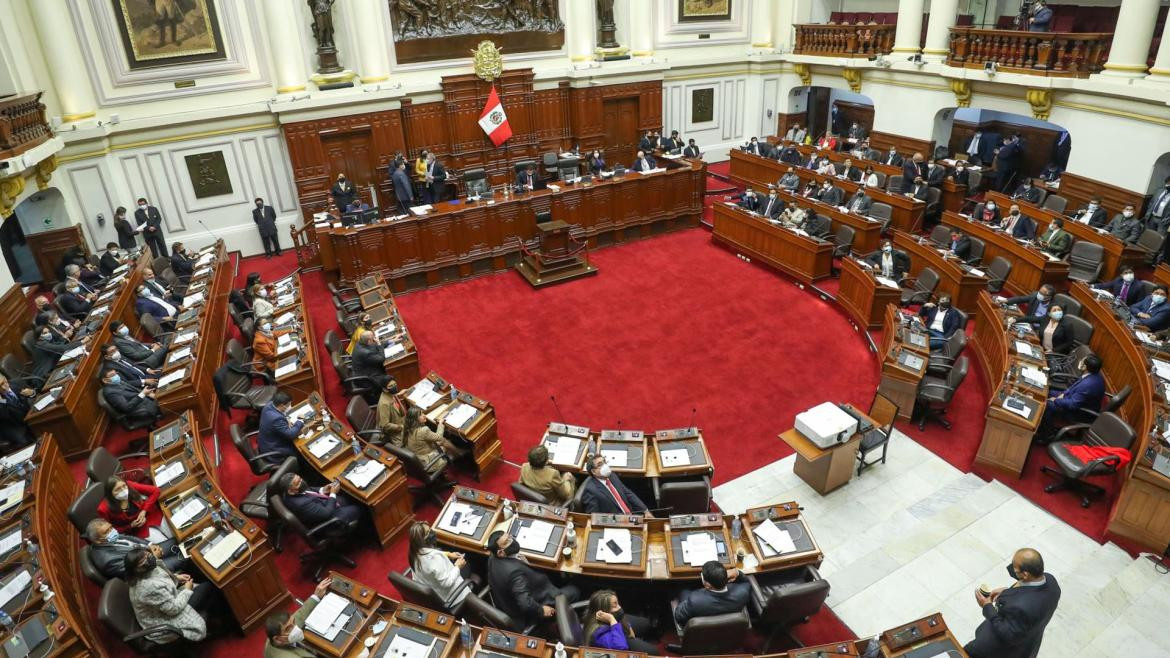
515,218 -> 597,288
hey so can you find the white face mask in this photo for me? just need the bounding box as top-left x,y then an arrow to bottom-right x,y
118,325 -> 130,336
110,350 -> 122,361
1123,211 -> 1133,218
1123,273 -> 1135,282
1154,295 -> 1166,305
258,289 -> 268,298
113,488 -> 129,501
286,626 -> 305,645
596,463 -> 612,478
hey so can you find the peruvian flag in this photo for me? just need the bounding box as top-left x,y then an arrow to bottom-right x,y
478,86 -> 512,146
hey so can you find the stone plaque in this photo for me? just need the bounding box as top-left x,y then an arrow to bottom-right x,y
692,88 -> 714,123
184,151 -> 233,199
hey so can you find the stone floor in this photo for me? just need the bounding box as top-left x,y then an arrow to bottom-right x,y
712,430 -> 1170,658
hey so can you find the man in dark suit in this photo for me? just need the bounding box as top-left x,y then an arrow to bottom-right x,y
673,561 -> 750,629
817,181 -> 844,207
994,135 -> 1022,192
99,242 -> 124,277
759,188 -> 783,220
134,197 -> 166,258
738,187 -> 761,212
638,131 -> 656,153
1000,205 -> 1037,240
257,391 -> 305,466
350,331 -> 390,391
1093,267 -> 1149,306
135,285 -> 177,324
925,159 -> 946,187
908,177 -> 930,202
277,472 -> 362,538
964,548 -> 1060,658
516,164 -> 537,190
111,321 -> 168,369
683,139 -> 701,158
100,367 -> 161,425
580,454 -> 649,515
1001,284 -> 1055,320
864,240 -> 911,280
661,130 -> 684,151
801,212 -> 831,239
487,529 -> 581,626
169,242 -> 194,278
330,173 -> 357,210
919,296 -> 962,350
1043,355 -> 1105,427
253,197 -> 281,257
85,518 -> 186,579
963,130 -> 992,165
1070,197 -> 1108,228
113,207 -> 138,251
949,161 -> 971,187
901,153 -> 926,192
1144,175 -> 1170,233
58,282 -> 94,321
778,145 -> 801,165
0,375 -> 35,451
947,230 -> 971,261
777,168 -> 801,191
631,150 -> 657,172
1105,205 -> 1143,244
1129,284 -> 1170,331
392,161 -> 414,213
846,122 -> 866,141
844,189 -> 872,215
883,147 -> 904,167
743,137 -> 761,155
1028,0 -> 1054,31
1011,178 -> 1043,205
103,343 -> 158,387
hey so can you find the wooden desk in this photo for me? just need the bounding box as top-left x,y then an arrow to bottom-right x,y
265,273 -> 322,404
712,202 -> 833,284
405,372 -> 503,480
941,212 -> 1070,293
290,392 -> 414,547
540,424 -> 713,479
317,158 -> 705,291
877,305 -> 929,421
778,406 -> 869,495
837,256 -> 903,329
880,613 -> 969,657
360,274 -> 422,390
301,573 -> 382,658
892,229 -> 987,317
25,255 -> 149,460
773,187 -> 885,255
729,149 -> 925,234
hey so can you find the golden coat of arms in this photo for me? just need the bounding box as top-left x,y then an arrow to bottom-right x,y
472,40 -> 504,82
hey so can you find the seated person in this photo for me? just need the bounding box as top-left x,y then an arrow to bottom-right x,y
351,331 -> 390,390
947,229 -> 972,261
1011,178 -> 1043,205
999,205 -> 1037,240
125,547 -> 212,644
135,283 -> 179,324
111,320 -> 168,369
57,279 -> 94,321
863,166 -> 880,188
588,150 -> 606,174
682,138 -> 701,158
487,529 -> 580,625
251,283 -> 275,323
1042,355 -> 1105,433
34,297 -> 78,334
516,164 -> 538,190
65,262 -> 104,289
85,518 -> 187,579
816,181 -> 843,206
0,375 -> 36,452
100,367 -> 162,426
520,444 -> 576,505
346,199 -> 371,213
1129,285 -> 1170,332
142,266 -> 182,303
814,157 -> 836,177
779,203 -> 807,228
973,200 -> 1001,224
801,152 -> 820,170
98,475 -> 169,542
737,187 -> 761,212
844,189 -> 872,215
580,453 -> 649,515
264,577 -> 334,657
673,561 -> 750,629
408,521 -> 472,608
582,589 -> 657,653
258,391 -> 306,465
376,378 -> 406,446
170,242 -> 195,278
99,242 -> 125,277
815,132 -> 837,151
1023,305 -> 1073,355
32,318 -> 88,378
253,321 -> 279,372
1036,218 -> 1072,258
864,240 -> 911,280
403,406 -> 466,474
1000,284 -> 1056,320
631,150 -> 656,172
1038,161 -> 1062,182
759,187 -> 784,219
949,161 -> 971,187
276,472 -> 362,537
346,313 -> 374,355
1093,267 -> 1149,306
1071,196 -> 1108,228
777,167 -> 800,191
907,176 -> 930,201
925,159 -> 947,186
1105,205 -> 1143,244
777,145 -> 801,165
919,296 -> 962,351
799,211 -> 831,239
798,180 -> 819,199
742,136 -> 762,155
103,343 -> 159,387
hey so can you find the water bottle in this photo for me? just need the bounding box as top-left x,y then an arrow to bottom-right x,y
460,618 -> 472,648
219,498 -> 232,523
731,516 -> 743,541
502,500 -> 514,520
210,508 -> 223,527
450,386 -> 458,401
351,437 -> 361,457
0,611 -> 13,633
555,642 -> 567,658
565,520 -> 577,548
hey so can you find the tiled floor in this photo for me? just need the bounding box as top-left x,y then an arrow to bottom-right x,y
712,430 -> 1170,658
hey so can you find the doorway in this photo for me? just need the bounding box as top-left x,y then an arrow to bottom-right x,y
602,97 -> 640,167
322,129 -> 377,206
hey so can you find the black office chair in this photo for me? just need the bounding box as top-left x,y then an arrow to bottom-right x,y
99,578 -> 195,656
984,256 -> 1012,294
964,236 -> 985,266
830,225 -> 856,275
327,282 -> 362,313
345,395 -> 384,444
463,168 -> 489,197
387,569 -> 509,628
885,175 -> 903,194
914,355 -> 968,431
323,329 -> 348,360
67,482 -> 106,535
858,392 -> 899,476
747,566 -> 831,653
1064,315 -> 1094,348
1042,193 -> 1067,214
1084,385 -> 1132,421
924,186 -> 941,221
667,609 -> 750,655
79,544 -> 107,587
651,475 -> 712,515
510,481 -> 550,505
98,389 -> 158,433
0,352 -> 43,390
20,330 -> 37,360
1042,412 -> 1135,507
1067,241 -> 1105,283
239,317 -> 256,346
139,314 -> 175,346
331,352 -> 380,403
927,331 -> 967,376
267,458 -> 357,579
229,423 -> 283,523
336,309 -> 358,336
86,446 -> 147,485
383,442 -> 454,508
1051,292 -> 1083,318
552,593 -> 592,645
212,362 -> 277,425
1047,344 -> 1096,392
1135,229 -> 1165,266
225,338 -> 271,383
927,225 -> 951,248
541,152 -> 559,178
900,267 -> 939,307
151,255 -> 171,276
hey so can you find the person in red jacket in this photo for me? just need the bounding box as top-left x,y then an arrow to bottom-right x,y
97,476 -> 170,542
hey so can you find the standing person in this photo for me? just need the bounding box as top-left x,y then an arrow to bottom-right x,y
135,198 -> 166,258
424,152 -> 446,204
392,161 -> 414,214
1028,1 -> 1053,31
330,173 -> 356,211
113,206 -> 138,251
964,548 -> 1060,658
253,198 -> 281,258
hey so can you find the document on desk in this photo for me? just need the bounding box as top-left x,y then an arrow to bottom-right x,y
193,267 -> 212,278
874,276 -> 900,289
90,305 -> 111,318
409,204 -> 434,216
62,345 -> 86,361
387,634 -> 435,658
1152,359 -> 1170,382
0,481 -> 24,514
167,346 -> 192,365
1014,341 -> 1037,359
595,528 -> 632,564
171,497 -> 205,528
1,445 -> 35,469
289,402 -> 315,423
444,403 -> 477,430
32,392 -> 56,412
309,434 -> 340,459
277,340 -> 299,356
305,592 -> 351,641
600,449 -> 628,468
660,448 -> 691,467
374,322 -> 398,337
407,383 -> 442,409
203,531 -> 247,569
182,292 -> 204,307
1003,397 -> 1032,420
97,288 -> 118,302
158,369 -> 186,388
153,461 -> 186,489
0,570 -> 31,608
438,501 -> 482,536
680,532 -> 719,567
345,460 -> 386,489
276,294 -> 295,307
275,312 -> 296,326
753,519 -> 797,556
275,360 -> 299,379
384,342 -> 406,359
516,519 -> 555,552
546,436 -> 582,466
174,331 -> 197,345
1020,366 -> 1047,388
0,528 -> 20,556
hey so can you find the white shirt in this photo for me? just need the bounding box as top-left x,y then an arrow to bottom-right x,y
930,309 -> 948,333
143,292 -> 177,317
880,252 -> 894,277
413,548 -> 469,607
865,173 -> 880,188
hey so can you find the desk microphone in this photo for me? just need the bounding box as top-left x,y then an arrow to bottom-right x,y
196,218 -> 222,244
550,394 -> 566,424
688,407 -> 697,432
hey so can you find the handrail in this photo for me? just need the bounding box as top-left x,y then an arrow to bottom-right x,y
947,27 -> 1112,77
0,91 -> 51,160
291,221 -> 322,271
794,23 -> 896,57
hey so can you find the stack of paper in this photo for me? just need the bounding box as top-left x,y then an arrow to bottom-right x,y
437,502 -> 482,536
62,345 -> 86,361
305,592 -> 351,641
515,520 -> 555,552
444,403 -> 476,429
174,331 -> 197,345
600,449 -> 628,468
407,382 -> 442,409
309,434 -> 340,459
875,276 -> 899,289
0,570 -> 31,608
546,437 -> 581,465
289,403 -> 315,423
203,531 -> 247,569
660,448 -> 690,467
1020,366 -> 1048,388
0,446 -> 35,469
275,360 -> 299,379
595,528 -> 632,563
1152,360 -> 1170,382
168,346 -> 192,364
0,482 -> 24,512
386,634 -> 434,658
384,342 -> 406,359
153,461 -> 186,488
276,294 -> 295,307
1014,340 -> 1036,359
159,369 -> 186,388
171,497 -> 205,527
409,204 -> 434,216
32,393 -> 56,411
680,533 -> 719,567
277,340 -> 299,355
345,460 -> 386,488
275,312 -> 296,325
374,323 -> 398,337
0,529 -> 21,556
752,519 -> 796,556
182,292 -> 204,307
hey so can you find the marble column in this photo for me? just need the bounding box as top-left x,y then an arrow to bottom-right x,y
922,0 -> 961,61
568,0 -> 596,61
629,0 -> 654,56
892,0 -> 926,55
1102,0 -> 1161,77
29,0 -> 97,121
1145,17 -> 1170,81
263,0 -> 309,92
750,0 -> 774,49
349,0 -> 391,83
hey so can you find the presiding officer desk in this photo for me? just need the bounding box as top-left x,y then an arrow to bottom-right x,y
314,157 -> 706,291
939,211 -> 1070,293
25,254 -> 151,460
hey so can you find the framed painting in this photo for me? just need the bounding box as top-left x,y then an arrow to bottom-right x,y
111,0 -> 227,70
679,0 -> 732,22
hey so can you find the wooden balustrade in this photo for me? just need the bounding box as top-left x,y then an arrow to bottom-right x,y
947,27 -> 1111,77
291,221 -> 322,271
794,23 -> 896,57
0,91 -> 51,160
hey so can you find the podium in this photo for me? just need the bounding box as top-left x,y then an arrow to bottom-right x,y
515,219 -> 597,288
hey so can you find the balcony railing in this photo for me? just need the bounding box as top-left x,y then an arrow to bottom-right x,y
0,92 -> 51,160
793,23 -> 897,58
947,28 -> 1111,77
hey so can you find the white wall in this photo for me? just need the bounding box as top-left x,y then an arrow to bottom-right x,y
13,189 -> 67,236
663,70 -> 758,161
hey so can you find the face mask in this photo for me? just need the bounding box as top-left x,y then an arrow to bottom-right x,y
613,608 -> 626,622
141,554 -> 157,571
261,323 -> 272,333
139,204 -> 147,209
1010,211 -> 1019,217
1123,211 -> 1133,218
113,487 -> 128,500
256,202 -> 263,208
258,289 -> 268,298
823,184 -> 831,190
118,325 -> 130,336
286,626 -> 305,645
987,204 -> 996,210
67,287 -> 78,294
40,332 -> 51,341
1038,292 -> 1049,301
503,541 -> 521,557
110,350 -> 122,361
597,463 -> 612,478
105,528 -> 119,542
1006,564 -> 1018,580
1123,273 -> 1135,282
939,301 -> 951,310
882,245 -> 892,253
1050,311 -> 1063,320
109,374 -> 122,385
1088,203 -> 1097,209
1153,295 -> 1166,305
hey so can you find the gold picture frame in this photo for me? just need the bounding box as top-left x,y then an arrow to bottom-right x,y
112,0 -> 226,70
679,0 -> 732,22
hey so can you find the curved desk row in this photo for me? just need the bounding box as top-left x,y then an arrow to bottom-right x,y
939,212 -> 1070,294
353,274 -> 423,390
891,229 -> 989,317
539,422 -> 712,480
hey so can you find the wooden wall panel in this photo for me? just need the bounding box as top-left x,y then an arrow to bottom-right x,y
0,283 -> 32,364
869,131 -> 934,159
776,111 -> 806,139
950,119 -> 1060,184
832,101 -> 874,137
1057,172 -> 1150,219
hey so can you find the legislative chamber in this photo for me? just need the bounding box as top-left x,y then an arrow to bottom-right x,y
0,0 -> 1168,657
